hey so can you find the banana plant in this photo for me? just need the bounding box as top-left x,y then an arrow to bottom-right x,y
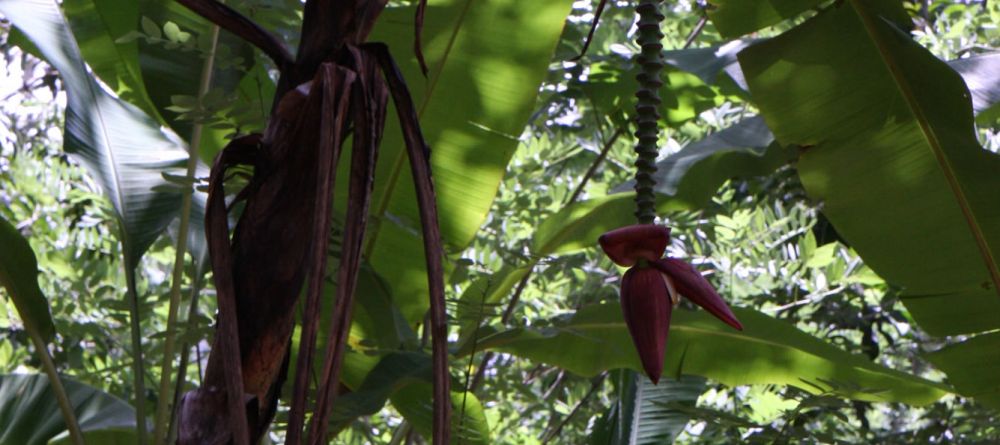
167,1 -> 452,443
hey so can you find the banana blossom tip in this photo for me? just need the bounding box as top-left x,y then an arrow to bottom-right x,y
599,224 -> 743,383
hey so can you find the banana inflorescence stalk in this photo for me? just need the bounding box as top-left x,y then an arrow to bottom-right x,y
632,0 -> 664,224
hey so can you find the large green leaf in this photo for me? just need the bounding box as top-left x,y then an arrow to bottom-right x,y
665,39 -> 1000,115
0,0 -> 189,267
362,0 -> 576,323
738,0 -> 1000,407
0,374 -> 136,445
461,303 -> 949,406
0,217 -> 56,342
590,373 -> 705,445
707,0 -> 835,38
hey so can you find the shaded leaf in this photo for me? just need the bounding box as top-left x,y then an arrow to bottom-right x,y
926,332 -> 1000,409
391,384 -> 491,445
0,217 -> 56,342
651,116 -> 777,196
948,52 -> 1000,120
663,39 -> 753,91
0,374 -> 136,445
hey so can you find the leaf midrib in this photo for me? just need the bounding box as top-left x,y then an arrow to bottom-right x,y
52,0 -> 131,240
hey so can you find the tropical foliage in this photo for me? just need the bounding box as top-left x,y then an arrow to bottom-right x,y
2,0 -> 1000,443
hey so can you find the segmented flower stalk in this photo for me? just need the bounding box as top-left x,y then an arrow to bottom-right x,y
632,0 -> 664,225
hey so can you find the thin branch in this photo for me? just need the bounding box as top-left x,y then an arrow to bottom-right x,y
568,127 -> 625,203
572,0 -> 610,61
152,17 -> 222,445
682,15 -> 708,49
29,334 -> 84,444
765,285 -> 847,313
166,274 -> 206,445
175,0 -> 293,70
540,372 -> 608,444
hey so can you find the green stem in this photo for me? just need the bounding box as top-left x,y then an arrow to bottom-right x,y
124,259 -> 148,445
165,273 -> 205,445
151,19 -> 222,445
29,328 -> 85,444
632,0 -> 664,225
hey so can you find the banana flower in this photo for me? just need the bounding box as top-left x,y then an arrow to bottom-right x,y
599,224 -> 743,383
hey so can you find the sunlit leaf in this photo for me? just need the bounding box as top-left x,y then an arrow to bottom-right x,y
739,0 -> 1000,409
361,0 -> 577,323
462,303 -> 949,406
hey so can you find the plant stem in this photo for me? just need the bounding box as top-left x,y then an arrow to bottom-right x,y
632,0 -> 664,224
165,273 -> 205,445
151,18 -> 222,445
29,330 -> 84,444
682,15 -> 708,49
124,260 -> 148,445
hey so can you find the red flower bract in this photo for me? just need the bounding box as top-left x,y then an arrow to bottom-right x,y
600,224 -> 743,384
652,258 -> 743,331
621,266 -> 673,383
598,224 -> 670,267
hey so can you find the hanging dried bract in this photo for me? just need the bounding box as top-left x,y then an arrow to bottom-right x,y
172,1 -> 448,444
